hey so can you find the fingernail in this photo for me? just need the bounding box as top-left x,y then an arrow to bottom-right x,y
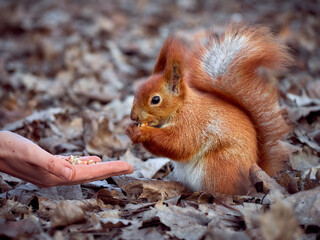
61,167 -> 72,181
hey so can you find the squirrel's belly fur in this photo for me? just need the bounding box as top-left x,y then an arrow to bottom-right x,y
171,157 -> 204,192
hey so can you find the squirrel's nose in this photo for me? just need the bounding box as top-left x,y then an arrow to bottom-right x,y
130,110 -> 139,122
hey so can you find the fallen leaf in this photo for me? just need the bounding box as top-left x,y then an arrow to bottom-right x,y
100,218 -> 133,228
120,148 -> 170,178
119,221 -> 167,240
96,188 -> 127,207
260,199 -> 302,240
0,176 -> 13,192
38,198 -> 100,216
83,110 -> 127,156
73,77 -> 121,102
56,185 -> 84,200
0,199 -> 30,220
276,172 -> 300,194
155,202 -> 208,240
2,108 -> 68,132
0,218 -> 41,238
284,187 -> 320,227
249,164 -> 288,196
306,80 -> 320,99
50,201 -> 86,228
113,176 -> 190,202
287,93 -> 320,107
294,128 -> 320,153
290,146 -> 319,172
205,227 -> 250,240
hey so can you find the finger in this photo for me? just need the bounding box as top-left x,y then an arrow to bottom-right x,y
63,167 -> 134,186
70,161 -> 134,182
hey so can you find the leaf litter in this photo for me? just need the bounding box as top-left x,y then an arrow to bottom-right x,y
0,0 -> 319,239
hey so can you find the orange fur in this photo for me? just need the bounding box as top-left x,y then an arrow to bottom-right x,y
190,25 -> 292,176
125,24 -> 292,195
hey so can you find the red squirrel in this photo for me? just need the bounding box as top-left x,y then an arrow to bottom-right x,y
125,24 -> 292,195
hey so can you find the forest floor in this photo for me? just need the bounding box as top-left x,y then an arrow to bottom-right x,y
0,0 -> 319,239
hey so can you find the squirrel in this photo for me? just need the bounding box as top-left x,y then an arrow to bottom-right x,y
125,24 -> 292,195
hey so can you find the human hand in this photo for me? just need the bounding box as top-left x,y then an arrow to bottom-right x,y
0,131 -> 134,188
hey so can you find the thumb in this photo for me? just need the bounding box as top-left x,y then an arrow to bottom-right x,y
45,156 -> 75,181
60,164 -> 74,181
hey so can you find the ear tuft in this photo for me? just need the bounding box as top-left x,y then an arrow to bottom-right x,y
153,37 -> 176,73
169,64 -> 181,94
154,36 -> 190,95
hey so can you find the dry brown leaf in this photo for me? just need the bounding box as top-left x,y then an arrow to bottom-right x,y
0,176 -> 13,192
276,172 -> 300,194
287,93 -> 320,107
83,110 -> 128,156
97,209 -> 120,219
287,105 -> 320,122
285,187 -> 320,227
0,173 -> 23,186
205,228 -> 250,240
304,169 -> 320,190
100,218 -> 133,229
73,77 -> 121,102
138,181 -> 189,202
56,185 -> 84,200
38,136 -> 81,154
53,116 -> 84,140
294,128 -> 320,153
3,108 -> 68,132
113,175 -> 190,202
0,199 -> 31,220
106,40 -> 136,75
50,201 -> 86,228
1,184 -> 84,206
249,164 -> 288,196
0,183 -> 58,205
290,146 -> 319,172
259,200 -> 302,240
119,220 -> 167,240
120,148 -> 170,178
96,188 -> 127,207
233,202 -> 262,231
306,80 -> 320,99
199,203 -> 245,231
0,218 -> 41,239
121,225 -> 166,240
155,202 -> 209,240
38,198 -> 100,216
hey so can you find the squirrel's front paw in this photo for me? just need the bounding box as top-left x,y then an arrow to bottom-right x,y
125,123 -> 144,144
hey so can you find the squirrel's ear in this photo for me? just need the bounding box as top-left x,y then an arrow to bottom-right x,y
154,36 -> 188,95
153,38 -> 174,73
167,63 -> 181,94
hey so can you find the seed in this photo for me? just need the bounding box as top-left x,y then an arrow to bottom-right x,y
65,155 -> 96,165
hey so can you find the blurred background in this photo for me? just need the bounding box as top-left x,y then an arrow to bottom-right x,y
0,0 -> 319,162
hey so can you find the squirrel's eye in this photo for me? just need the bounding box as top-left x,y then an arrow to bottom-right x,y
151,95 -> 161,105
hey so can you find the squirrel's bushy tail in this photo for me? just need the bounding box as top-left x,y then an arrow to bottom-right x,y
191,24 -> 292,176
